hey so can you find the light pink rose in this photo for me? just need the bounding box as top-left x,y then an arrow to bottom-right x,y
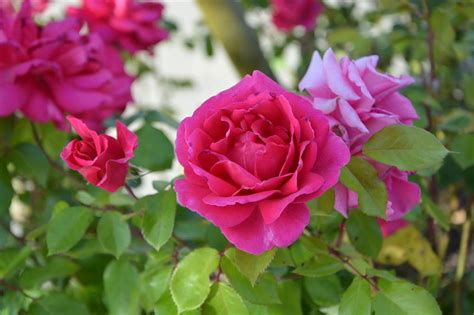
271,0 -> 323,32
0,1 -> 133,130
61,116 -> 138,192
299,49 -> 420,220
377,219 -> 408,237
68,0 -> 168,54
174,71 -> 350,254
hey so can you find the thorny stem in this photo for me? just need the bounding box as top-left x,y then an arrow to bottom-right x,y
307,229 -> 379,291
0,279 -> 37,301
30,122 -> 85,187
328,246 -> 380,292
124,183 -> 139,201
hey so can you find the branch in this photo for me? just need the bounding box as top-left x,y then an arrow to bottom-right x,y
328,246 -> 380,292
30,123 -> 85,187
124,184 -> 139,201
0,279 -> 37,301
196,0 -> 275,79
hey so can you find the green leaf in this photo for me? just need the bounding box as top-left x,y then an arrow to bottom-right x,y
154,289 -> 178,315
346,211 -> 383,258
19,257 -> 78,288
203,283 -> 249,315
46,206 -> 93,255
97,212 -> 131,258
170,247 -> 220,312
293,253 -> 343,277
104,260 -> 140,315
363,125 -> 448,171
373,281 -> 442,315
132,124 -> 174,171
451,134 -> 474,169
140,265 -> 173,311
340,157 -> 387,217
304,275 -> 343,307
28,293 -> 90,315
0,247 -> 32,278
221,256 -> 280,305
339,277 -> 372,315
0,161 -> 13,214
290,235 -> 327,266
36,123 -> 69,157
138,190 -> 177,250
228,248 -> 276,285
267,280 -> 303,315
8,143 -> 50,187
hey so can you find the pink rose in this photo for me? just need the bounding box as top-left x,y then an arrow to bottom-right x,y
377,219 -> 408,238
174,71 -> 350,254
0,2 -> 133,130
61,116 -> 138,192
271,0 -> 323,32
31,0 -> 48,13
68,0 -> 168,54
299,49 -> 421,220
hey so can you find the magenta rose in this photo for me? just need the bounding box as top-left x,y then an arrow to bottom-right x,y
271,0 -> 323,32
299,49 -> 420,220
31,0 -> 48,12
61,116 -> 138,192
174,71 -> 350,254
0,1 -> 133,130
68,0 -> 168,54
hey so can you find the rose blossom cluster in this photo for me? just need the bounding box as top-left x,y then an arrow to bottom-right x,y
175,50 -> 420,253
0,1 -> 133,130
299,49 -> 421,226
271,0 -> 323,32
68,0 -> 168,54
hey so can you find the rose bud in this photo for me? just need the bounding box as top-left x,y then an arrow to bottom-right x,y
61,116 -> 138,192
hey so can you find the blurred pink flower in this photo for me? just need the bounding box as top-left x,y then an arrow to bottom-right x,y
61,116 -> 138,192
0,0 -> 49,13
0,1 -> 133,130
174,71 -> 349,254
378,218 -> 408,237
271,0 -> 323,32
300,49 -> 420,220
68,0 -> 168,54
31,0 -> 48,12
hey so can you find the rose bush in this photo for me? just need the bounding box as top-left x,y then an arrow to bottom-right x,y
175,71 -> 349,254
0,1 -> 469,315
